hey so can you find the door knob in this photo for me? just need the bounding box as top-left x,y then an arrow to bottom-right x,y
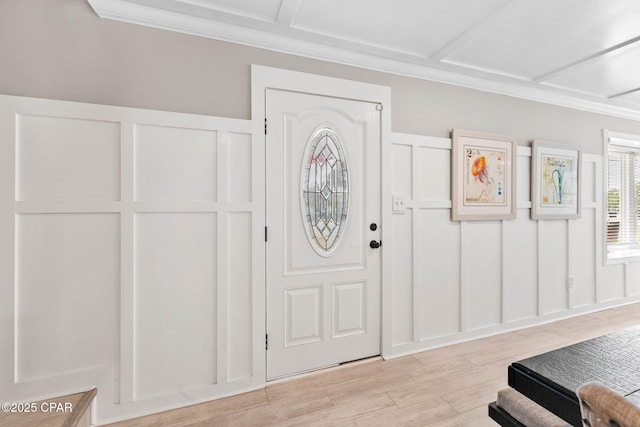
369,240 -> 381,249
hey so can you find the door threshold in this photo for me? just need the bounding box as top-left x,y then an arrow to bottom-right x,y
339,355 -> 381,366
266,355 -> 382,384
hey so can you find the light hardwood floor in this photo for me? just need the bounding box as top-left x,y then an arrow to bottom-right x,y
106,303 -> 640,427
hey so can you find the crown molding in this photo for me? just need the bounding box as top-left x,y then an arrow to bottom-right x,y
87,0 -> 640,122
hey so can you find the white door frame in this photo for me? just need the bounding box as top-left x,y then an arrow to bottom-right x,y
251,65 -> 393,377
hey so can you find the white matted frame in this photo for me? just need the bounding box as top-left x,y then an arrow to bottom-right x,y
531,139 -> 581,220
451,129 -> 516,221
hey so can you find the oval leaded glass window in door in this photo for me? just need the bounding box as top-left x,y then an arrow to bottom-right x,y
301,128 -> 349,256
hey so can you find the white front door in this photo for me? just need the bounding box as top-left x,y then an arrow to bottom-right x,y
266,89 -> 381,380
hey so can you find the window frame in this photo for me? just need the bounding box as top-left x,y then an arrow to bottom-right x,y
604,129 -> 640,264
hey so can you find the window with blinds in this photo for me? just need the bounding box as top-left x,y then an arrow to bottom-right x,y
606,131 -> 640,262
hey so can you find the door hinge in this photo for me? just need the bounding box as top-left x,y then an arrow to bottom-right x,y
265,226 -> 268,242
265,333 -> 268,350
264,118 -> 267,135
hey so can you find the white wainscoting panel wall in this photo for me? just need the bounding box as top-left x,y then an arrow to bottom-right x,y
388,133 -> 640,357
0,95 -> 264,424
3,93 -> 640,424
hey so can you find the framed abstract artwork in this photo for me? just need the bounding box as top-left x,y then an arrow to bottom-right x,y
451,129 -> 517,221
531,140 -> 580,219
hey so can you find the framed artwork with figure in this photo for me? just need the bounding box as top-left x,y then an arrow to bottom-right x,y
451,129 -> 517,221
531,140 -> 580,220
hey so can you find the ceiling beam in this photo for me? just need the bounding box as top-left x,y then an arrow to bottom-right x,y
609,87 -> 640,100
429,0 -> 522,62
533,35 -> 640,84
276,0 -> 301,26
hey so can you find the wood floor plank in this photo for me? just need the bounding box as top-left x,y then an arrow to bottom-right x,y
324,365 -> 427,405
104,389 -> 268,427
275,392 -> 396,427
440,378 -> 507,413
352,396 -> 457,427
386,364 -> 504,409
427,405 -> 497,427
413,353 -> 477,379
191,390 -> 333,427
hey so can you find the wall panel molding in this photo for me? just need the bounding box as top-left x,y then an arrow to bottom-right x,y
0,94 -> 264,425
390,132 -> 636,357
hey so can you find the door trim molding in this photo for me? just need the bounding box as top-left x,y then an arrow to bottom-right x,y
251,65 -> 393,369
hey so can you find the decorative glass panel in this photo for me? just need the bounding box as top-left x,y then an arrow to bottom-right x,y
301,128 -> 349,256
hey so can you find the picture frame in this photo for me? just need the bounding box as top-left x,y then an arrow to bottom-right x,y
531,140 -> 580,220
451,129 -> 517,221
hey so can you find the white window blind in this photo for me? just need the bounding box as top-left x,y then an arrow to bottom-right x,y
606,132 -> 640,262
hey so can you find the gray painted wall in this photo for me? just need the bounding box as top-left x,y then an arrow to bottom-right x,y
3,0 -> 640,152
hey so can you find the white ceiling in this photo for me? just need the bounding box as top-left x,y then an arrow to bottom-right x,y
89,0 -> 640,120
